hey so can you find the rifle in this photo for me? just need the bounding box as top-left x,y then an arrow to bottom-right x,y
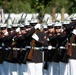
18,41 -> 27,64
67,34 -> 75,56
23,14 -> 27,23
6,47 -> 13,61
12,18 -> 15,24
18,12 -> 24,24
61,33 -> 71,62
1,33 -> 11,62
5,13 -> 10,24
0,42 -> 5,63
51,42 -> 59,62
1,42 -> 11,62
0,48 -> 3,63
27,29 -> 40,60
43,49 -> 49,70
6,40 -> 16,61
62,34 -> 75,62
51,33 -> 70,62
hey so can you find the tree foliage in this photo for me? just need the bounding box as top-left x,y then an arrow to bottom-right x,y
0,0 -> 76,14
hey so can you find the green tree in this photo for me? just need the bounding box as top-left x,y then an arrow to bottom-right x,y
0,0 -> 75,15
68,0 -> 76,14
2,0 -> 32,13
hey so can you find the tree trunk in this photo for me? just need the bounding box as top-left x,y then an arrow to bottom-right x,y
51,7 -> 56,22
61,7 -> 65,21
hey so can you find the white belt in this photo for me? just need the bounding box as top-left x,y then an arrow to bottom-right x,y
4,47 -> 11,50
26,46 -> 47,50
17,48 -> 21,50
1,47 -> 26,51
3,46 -> 57,51
33,47 -> 43,50
26,46 -> 31,49
26,46 -> 56,50
13,48 -> 21,50
13,48 -> 18,50
5,48 -> 9,50
47,46 -> 56,50
22,48 -> 26,50
4,46 -> 66,51
33,46 -> 56,50
13,48 -> 26,50
72,43 -> 76,46
51,47 -> 56,49
26,46 -> 43,50
0,47 -> 2,49
8,47 -> 11,49
60,46 -> 66,49
69,43 -> 76,46
26,46 -> 45,50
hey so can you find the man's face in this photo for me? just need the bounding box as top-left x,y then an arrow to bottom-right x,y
48,27 -> 54,33
25,27 -> 31,31
1,29 -> 7,34
21,29 -> 26,34
55,28 -> 62,33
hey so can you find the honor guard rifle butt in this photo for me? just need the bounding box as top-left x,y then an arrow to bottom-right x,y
7,40 -> 17,61
43,50 -> 49,70
27,29 -> 39,60
67,34 -> 75,56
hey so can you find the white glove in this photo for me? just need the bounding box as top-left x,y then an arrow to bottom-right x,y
4,32 -> 8,35
32,33 -> 39,41
47,38 -> 49,41
12,38 -> 14,41
34,24 -> 41,30
48,46 -> 52,50
72,29 -> 76,35
16,27 -> 20,32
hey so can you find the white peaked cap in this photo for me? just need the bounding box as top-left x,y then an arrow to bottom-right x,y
30,19 -> 38,23
24,21 -> 30,26
43,25 -> 47,28
0,23 -> 3,27
72,29 -> 76,35
12,24 -> 18,27
19,24 -> 24,27
1,23 -> 7,27
62,20 -> 71,25
7,25 -> 12,28
47,23 -> 54,26
71,14 -> 76,20
54,22 -> 62,27
36,23 -> 41,26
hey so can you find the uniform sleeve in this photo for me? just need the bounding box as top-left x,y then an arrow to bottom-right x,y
14,36 -> 19,41
24,28 -> 35,37
36,32 -> 48,47
66,21 -> 76,30
7,31 -> 17,40
49,35 -> 56,40
2,36 -> 8,41
0,35 -> 2,40
41,39 -> 48,47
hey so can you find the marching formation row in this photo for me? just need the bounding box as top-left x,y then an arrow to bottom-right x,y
0,17 -> 76,75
